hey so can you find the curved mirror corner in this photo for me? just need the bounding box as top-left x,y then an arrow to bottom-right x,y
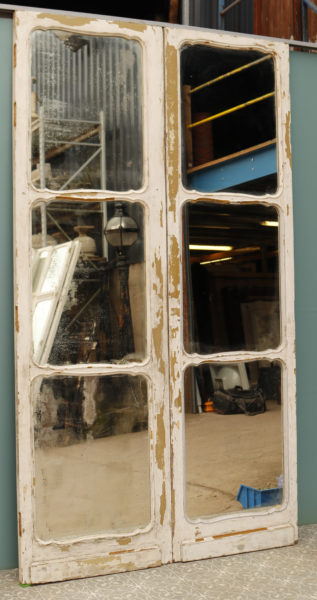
31,199 -> 146,365
33,373 -> 151,540
181,44 -> 277,195
184,360 -> 283,520
31,30 -> 143,191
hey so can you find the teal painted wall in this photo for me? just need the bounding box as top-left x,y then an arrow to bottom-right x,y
0,16 -> 18,569
290,50 -> 317,526
0,15 -> 316,570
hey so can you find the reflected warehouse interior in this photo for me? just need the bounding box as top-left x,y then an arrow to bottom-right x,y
29,28 -> 283,542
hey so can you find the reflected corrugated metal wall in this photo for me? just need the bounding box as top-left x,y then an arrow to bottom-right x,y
184,0 -> 253,34
32,30 -> 143,191
223,0 -> 253,34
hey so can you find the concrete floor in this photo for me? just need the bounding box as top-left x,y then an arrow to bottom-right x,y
34,401 -> 282,539
1,524 -> 317,599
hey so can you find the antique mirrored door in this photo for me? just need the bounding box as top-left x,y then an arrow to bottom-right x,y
14,12 -> 172,584
165,27 -> 297,562
14,10 -> 297,586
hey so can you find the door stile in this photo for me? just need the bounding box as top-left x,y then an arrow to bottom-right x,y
165,26 -> 297,563
14,11 -> 172,583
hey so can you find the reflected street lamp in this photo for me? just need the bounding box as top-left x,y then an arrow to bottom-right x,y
105,202 -> 139,358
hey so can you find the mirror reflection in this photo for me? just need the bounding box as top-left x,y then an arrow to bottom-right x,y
31,31 -> 143,191
33,374 -> 150,539
185,361 -> 283,519
183,202 -> 279,354
181,45 -> 276,194
32,200 -> 146,365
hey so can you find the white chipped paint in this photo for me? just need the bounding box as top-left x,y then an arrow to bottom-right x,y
14,10 -> 296,585
14,10 -> 171,584
165,26 -> 297,563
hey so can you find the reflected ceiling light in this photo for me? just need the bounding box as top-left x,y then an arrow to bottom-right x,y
261,220 -> 279,227
189,244 -> 233,251
200,257 -> 233,265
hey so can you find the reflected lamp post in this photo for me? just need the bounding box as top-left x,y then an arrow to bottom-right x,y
105,202 -> 139,358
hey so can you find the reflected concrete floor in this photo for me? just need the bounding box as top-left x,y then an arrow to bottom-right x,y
35,400 -> 282,538
186,400 -> 282,517
1,525 -> 317,599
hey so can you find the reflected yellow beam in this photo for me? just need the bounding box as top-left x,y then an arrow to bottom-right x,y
187,92 -> 275,129
189,55 -> 272,95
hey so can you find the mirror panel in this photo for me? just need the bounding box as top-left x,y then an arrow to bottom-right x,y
184,361 -> 283,519
31,30 -> 143,191
183,201 -> 279,354
181,45 -> 277,195
33,374 -> 150,539
32,199 -> 146,365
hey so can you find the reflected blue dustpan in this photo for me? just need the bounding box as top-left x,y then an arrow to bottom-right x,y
237,484 -> 283,509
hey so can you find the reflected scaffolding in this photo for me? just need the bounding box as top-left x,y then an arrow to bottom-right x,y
31,31 -> 143,191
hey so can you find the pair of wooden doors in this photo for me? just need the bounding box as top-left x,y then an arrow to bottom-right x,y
14,11 -> 297,584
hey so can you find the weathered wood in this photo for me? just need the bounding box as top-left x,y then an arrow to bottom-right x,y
254,0 -> 302,40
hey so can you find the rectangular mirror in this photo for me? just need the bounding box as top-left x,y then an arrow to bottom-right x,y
33,374 -> 150,539
32,199 -> 146,364
31,30 -> 143,191
183,201 -> 279,354
181,45 -> 277,194
184,360 -> 283,519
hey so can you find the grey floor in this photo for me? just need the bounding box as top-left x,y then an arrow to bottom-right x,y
1,524 -> 317,599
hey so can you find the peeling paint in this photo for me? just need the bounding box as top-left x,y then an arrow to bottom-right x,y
170,443 -> 176,537
170,352 -> 178,384
155,405 -> 166,473
117,537 -> 131,546
55,195 -> 115,202
37,14 -> 95,26
174,391 -> 182,410
155,402 -> 167,522
152,253 -> 165,375
152,314 -> 165,376
285,111 -> 292,168
213,527 -> 267,539
153,255 -> 163,301
114,21 -> 147,33
13,44 -> 16,69
169,236 -> 180,299
109,549 -> 134,555
18,512 -> 22,537
166,43 -> 179,216
15,305 -> 19,332
160,480 -> 167,526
